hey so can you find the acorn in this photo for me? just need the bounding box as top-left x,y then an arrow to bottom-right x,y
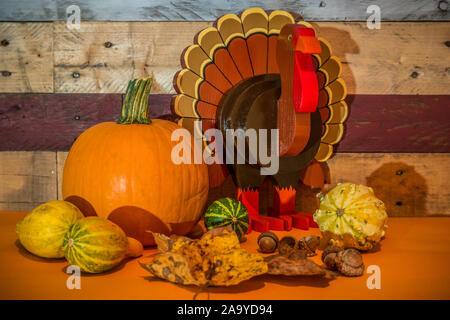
278,236 -> 297,255
322,246 -> 364,277
335,248 -> 364,277
321,245 -> 344,270
257,231 -> 279,253
298,235 -> 321,257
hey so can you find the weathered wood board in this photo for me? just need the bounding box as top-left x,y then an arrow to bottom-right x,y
338,94 -> 450,153
55,152 -> 450,217
314,21 -> 450,95
56,151 -> 65,201
209,153 -> 450,217
0,93 -> 178,150
0,0 -> 447,21
1,151 -> 447,216
1,93 -> 448,152
326,153 -> 450,217
0,93 -> 123,150
52,21 -> 450,95
0,23 -> 53,93
0,151 -> 57,211
53,21 -> 210,94
1,22 -> 448,94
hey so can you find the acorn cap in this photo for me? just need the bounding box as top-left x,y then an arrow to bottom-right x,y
279,236 -> 297,255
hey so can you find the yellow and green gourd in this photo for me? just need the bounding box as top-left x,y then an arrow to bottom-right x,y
313,183 -> 388,251
62,217 -> 129,273
16,200 -> 84,258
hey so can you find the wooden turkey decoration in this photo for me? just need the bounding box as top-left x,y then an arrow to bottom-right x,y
172,8 -> 348,233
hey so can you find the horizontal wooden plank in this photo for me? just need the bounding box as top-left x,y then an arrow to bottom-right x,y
337,94 -> 450,152
0,23 -> 53,92
1,22 -> 448,94
0,93 -> 179,151
53,21 -> 210,94
1,151 -> 448,217
208,153 -> 450,217
54,152 -> 450,217
0,0 -> 448,21
0,94 -> 123,150
315,21 -> 450,95
1,93 -> 449,152
50,21 -> 450,95
0,151 -> 57,211
327,153 -> 450,217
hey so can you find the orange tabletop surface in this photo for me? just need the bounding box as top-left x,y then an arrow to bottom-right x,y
1,211 -> 449,300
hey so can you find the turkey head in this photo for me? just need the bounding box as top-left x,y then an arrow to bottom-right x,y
277,24 -> 322,156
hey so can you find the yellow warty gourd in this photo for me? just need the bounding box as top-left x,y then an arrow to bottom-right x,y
16,200 -> 84,258
313,183 -> 388,251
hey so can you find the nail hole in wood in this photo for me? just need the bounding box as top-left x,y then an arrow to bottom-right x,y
410,71 -> 419,78
438,0 -> 448,11
395,201 -> 403,206
445,41 -> 450,47
1,40 -> 9,47
319,1 -> 326,7
74,115 -> 81,120
72,72 -> 80,78
1,71 -> 12,77
104,41 -> 113,48
396,170 -> 404,176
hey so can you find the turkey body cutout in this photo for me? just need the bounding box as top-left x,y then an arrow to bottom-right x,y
173,8 -> 348,232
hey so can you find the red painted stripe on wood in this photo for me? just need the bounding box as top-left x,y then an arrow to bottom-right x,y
0,94 -> 448,152
0,94 -> 176,151
337,95 -> 450,153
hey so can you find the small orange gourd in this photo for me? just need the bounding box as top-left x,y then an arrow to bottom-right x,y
62,78 -> 209,246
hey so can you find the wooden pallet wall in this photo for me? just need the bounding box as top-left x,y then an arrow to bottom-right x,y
0,2 -> 449,216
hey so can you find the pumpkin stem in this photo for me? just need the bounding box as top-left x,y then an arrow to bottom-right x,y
118,78 -> 153,124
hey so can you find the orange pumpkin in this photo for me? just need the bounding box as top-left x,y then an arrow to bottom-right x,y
62,78 -> 209,246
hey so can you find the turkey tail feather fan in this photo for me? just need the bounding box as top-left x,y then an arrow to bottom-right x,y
173,8 -> 348,187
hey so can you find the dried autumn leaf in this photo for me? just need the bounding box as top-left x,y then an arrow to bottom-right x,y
210,249 -> 267,286
139,253 -> 202,286
265,255 -> 336,279
141,226 -> 267,286
151,233 -> 172,253
150,232 -> 192,253
173,237 -> 211,284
